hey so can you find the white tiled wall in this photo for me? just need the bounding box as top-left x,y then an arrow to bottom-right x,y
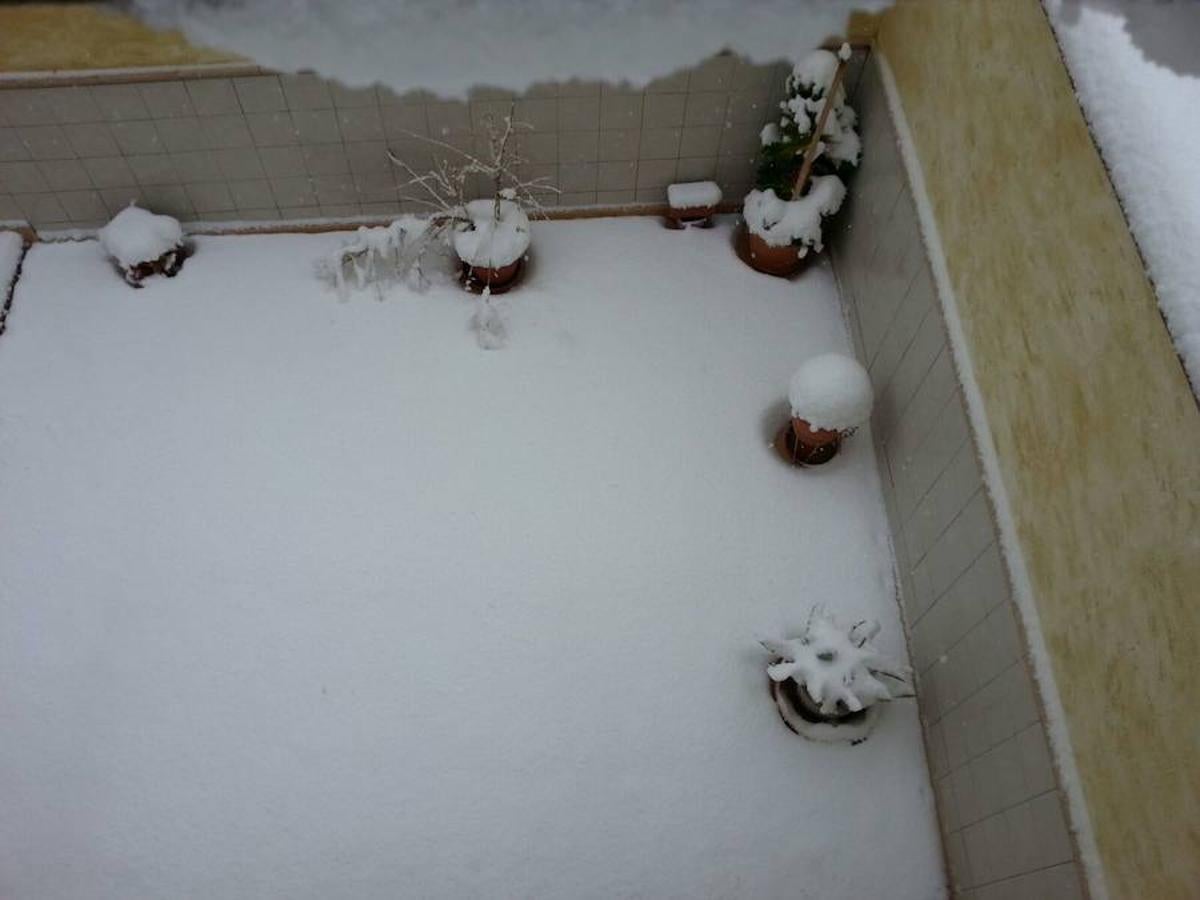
831,53 -> 1087,900
0,54 -> 794,229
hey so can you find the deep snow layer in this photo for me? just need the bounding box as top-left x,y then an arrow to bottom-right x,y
0,219 -> 942,900
132,0 -> 888,95
1049,1 -> 1200,391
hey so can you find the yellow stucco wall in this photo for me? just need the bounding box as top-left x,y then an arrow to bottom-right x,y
0,4 -> 239,72
878,1 -> 1200,897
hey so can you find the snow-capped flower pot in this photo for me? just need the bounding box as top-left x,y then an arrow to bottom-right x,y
665,181 -> 722,229
454,198 -> 531,294
740,177 -> 846,279
774,352 -> 872,467
761,610 -> 911,745
98,204 -> 187,288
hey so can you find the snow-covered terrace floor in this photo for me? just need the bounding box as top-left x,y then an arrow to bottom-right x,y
0,218 -> 943,900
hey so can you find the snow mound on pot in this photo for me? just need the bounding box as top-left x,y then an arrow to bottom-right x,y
98,205 -> 183,269
787,352 -> 872,431
667,181 -> 722,210
453,200 -> 531,269
743,177 -> 845,250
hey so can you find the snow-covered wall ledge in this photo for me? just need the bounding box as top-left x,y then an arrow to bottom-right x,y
852,2 -> 1200,899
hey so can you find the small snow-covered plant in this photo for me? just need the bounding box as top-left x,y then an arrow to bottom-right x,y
744,45 -> 859,259
316,106 -> 556,297
98,204 -> 186,288
761,608 -> 910,741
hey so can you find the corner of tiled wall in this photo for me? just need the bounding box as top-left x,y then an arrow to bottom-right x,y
0,52 -> 795,229
830,52 -> 1087,900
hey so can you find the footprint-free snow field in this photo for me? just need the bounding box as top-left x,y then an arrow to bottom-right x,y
0,218 -> 943,900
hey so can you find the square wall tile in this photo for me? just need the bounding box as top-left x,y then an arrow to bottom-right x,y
680,126 -> 721,158
636,158 -> 676,189
292,109 -> 342,144
642,93 -> 686,129
155,117 -> 208,153
639,128 -> 680,160
0,128 -> 31,162
110,121 -> 163,156
258,146 -> 307,178
558,96 -> 600,132
83,156 -> 136,188
598,129 -> 640,161
139,82 -> 194,119
18,125 -> 75,160
600,94 -> 643,131
89,85 -> 151,121
203,114 -> 254,149
56,189 -> 107,221
246,112 -> 299,147
37,159 -> 91,191
127,154 -> 179,186
684,92 -> 729,127
0,90 -> 58,126
558,131 -> 598,164
186,181 -> 234,213
233,76 -> 287,113
337,106 -> 384,142
185,79 -> 241,116
0,161 -> 49,193
213,147 -> 265,180
280,74 -> 333,110
381,104 -> 428,138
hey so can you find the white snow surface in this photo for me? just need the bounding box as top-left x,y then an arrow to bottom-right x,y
131,0 -> 889,96
453,198 -> 531,268
788,352 -> 874,431
0,218 -> 943,900
1049,0 -> 1200,390
97,204 -> 183,268
667,180 -> 722,210
0,231 -> 22,287
743,177 -> 846,249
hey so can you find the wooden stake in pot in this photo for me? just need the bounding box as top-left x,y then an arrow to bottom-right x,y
791,51 -> 849,201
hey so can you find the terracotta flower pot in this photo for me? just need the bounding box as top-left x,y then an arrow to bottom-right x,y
664,204 -> 717,229
122,242 -> 187,288
740,226 -> 809,278
460,257 -> 523,294
773,416 -> 842,467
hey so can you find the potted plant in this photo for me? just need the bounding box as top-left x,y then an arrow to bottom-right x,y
740,43 -> 860,277
760,608 -> 911,744
774,352 -> 873,466
98,204 -> 188,288
665,180 -> 722,229
317,105 -> 555,299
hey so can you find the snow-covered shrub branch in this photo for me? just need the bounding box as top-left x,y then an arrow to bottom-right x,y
316,107 -> 556,298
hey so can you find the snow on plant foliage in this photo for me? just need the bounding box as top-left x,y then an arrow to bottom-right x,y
131,0 -> 890,96
743,47 -> 859,253
316,109 -> 551,300
761,609 -> 909,717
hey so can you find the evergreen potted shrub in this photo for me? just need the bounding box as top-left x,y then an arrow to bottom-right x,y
761,608 -> 911,745
740,44 -> 860,277
775,352 -> 873,466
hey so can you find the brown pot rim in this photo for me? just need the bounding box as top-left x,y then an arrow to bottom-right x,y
736,224 -> 814,278
773,421 -> 841,467
460,256 -> 524,294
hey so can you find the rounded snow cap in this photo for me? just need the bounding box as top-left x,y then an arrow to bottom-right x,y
787,352 -> 873,431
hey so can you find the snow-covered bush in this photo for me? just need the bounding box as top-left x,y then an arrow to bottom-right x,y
98,204 -> 186,287
317,107 -> 555,297
761,608 -> 910,742
787,352 -> 873,432
744,45 -> 859,255
756,46 -> 860,197
743,176 -> 845,253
